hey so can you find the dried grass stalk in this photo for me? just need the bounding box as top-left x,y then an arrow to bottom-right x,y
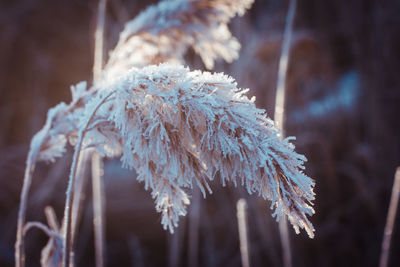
91,1 -> 108,266
237,199 -> 250,267
379,167 -> 400,267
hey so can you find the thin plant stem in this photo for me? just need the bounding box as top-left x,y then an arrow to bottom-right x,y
45,206 -> 60,232
274,0 -> 297,136
274,0 -> 297,266
92,1 -> 108,266
15,149 -> 37,267
92,151 -> 106,267
237,198 -> 250,267
75,202 -> 94,264
61,90 -> 115,267
15,126 -> 51,267
24,222 -> 59,239
69,151 -> 91,264
379,167 -> 400,267
93,0 -> 107,83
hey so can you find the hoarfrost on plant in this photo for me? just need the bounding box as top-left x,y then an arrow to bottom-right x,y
79,63 -> 315,237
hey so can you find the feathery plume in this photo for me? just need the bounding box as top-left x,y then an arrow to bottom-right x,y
79,63 -> 315,237
105,0 -> 254,78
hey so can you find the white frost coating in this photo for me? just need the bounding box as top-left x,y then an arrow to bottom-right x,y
79,63 -> 315,237
32,103 -> 69,164
70,81 -> 87,102
105,0 -> 254,78
152,179 -> 190,233
37,134 -> 67,163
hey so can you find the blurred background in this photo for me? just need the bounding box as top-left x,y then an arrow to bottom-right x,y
1,0 -> 400,266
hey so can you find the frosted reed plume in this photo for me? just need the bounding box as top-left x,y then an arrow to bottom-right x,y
74,63 -> 315,236
15,1 -> 255,262
105,0 -> 254,78
15,1 -> 316,265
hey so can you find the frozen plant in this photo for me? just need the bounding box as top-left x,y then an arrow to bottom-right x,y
17,0 -> 257,264
15,0 -> 316,266
69,63 -> 315,237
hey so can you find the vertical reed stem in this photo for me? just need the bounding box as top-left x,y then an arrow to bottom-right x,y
92,152 -> 106,267
69,151 -> 90,264
274,0 -> 297,266
274,0 -> 297,136
237,199 -> 250,267
379,167 -> 400,267
93,0 -> 107,83
92,1 -> 108,266
45,206 -> 60,232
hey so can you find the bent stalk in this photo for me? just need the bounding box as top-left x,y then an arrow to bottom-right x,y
15,129 -> 48,267
15,149 -> 36,267
61,90 -> 115,267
